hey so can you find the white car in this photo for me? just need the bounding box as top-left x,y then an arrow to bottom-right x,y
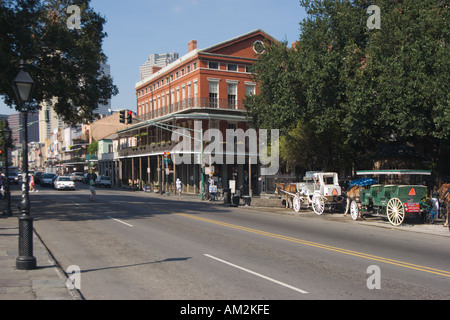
70,172 -> 84,181
95,175 -> 111,188
54,176 -> 76,190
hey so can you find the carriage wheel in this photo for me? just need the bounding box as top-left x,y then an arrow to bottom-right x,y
387,198 -> 405,226
293,196 -> 301,213
312,195 -> 325,215
350,201 -> 359,221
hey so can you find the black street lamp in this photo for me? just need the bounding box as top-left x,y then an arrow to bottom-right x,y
2,122 -> 12,217
13,60 -> 36,270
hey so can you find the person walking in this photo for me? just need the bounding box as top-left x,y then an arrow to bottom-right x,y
89,176 -> 96,201
29,173 -> 38,193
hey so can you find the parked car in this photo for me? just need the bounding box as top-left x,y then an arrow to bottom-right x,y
41,173 -> 56,187
34,172 -> 44,185
8,173 -> 19,184
70,172 -> 84,181
95,175 -> 111,188
54,176 -> 76,190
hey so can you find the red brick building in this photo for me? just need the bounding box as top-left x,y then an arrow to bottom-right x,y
118,30 -> 277,196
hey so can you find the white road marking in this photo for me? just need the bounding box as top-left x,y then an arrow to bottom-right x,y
204,254 -> 308,294
108,216 -> 134,227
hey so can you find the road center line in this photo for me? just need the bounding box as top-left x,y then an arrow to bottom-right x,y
204,254 -> 308,294
176,213 -> 450,278
107,216 -> 134,227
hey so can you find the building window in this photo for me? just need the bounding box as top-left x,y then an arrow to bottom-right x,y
246,84 -> 256,96
253,40 -> 266,54
227,64 -> 237,72
182,86 -> 186,109
228,83 -> 237,109
209,81 -> 218,108
208,61 -> 219,69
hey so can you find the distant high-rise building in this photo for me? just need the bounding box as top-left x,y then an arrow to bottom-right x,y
39,98 -> 64,145
8,113 -> 40,146
94,63 -> 112,116
140,53 -> 179,81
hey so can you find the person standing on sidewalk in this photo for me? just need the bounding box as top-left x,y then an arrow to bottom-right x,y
89,176 -> 96,201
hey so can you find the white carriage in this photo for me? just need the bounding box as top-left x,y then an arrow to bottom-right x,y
290,172 -> 343,215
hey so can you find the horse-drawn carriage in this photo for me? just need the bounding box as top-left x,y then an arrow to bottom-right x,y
276,172 -> 344,215
346,170 -> 432,226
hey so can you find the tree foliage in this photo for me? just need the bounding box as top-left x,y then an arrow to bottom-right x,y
0,0 -> 118,124
245,0 -> 449,174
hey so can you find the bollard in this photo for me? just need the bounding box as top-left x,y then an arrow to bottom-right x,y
16,214 -> 36,270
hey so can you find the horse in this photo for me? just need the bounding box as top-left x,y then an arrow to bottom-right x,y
344,185 -> 363,217
275,182 -> 297,209
438,183 -> 450,227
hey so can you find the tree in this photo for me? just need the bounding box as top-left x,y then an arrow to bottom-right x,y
245,40 -> 304,135
0,0 -> 118,124
245,0 -> 449,174
279,121 -> 354,173
87,140 -> 98,156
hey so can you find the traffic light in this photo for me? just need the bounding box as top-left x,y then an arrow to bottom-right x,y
119,110 -> 126,124
127,111 -> 133,124
164,152 -> 171,164
45,110 -> 50,123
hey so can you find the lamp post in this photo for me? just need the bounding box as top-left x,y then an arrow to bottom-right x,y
13,60 -> 36,270
3,122 -> 12,217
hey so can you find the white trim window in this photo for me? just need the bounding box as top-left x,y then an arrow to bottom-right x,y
228,83 -> 237,109
245,83 -> 256,96
227,63 -> 238,72
208,61 -> 219,69
209,80 -> 219,108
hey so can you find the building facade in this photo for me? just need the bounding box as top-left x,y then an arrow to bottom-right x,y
118,30 -> 277,195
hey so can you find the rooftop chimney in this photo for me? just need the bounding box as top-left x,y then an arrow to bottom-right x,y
188,40 -> 197,52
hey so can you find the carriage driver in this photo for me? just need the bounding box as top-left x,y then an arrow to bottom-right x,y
431,186 -> 440,214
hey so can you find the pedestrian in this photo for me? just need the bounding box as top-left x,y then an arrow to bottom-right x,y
176,178 -> 182,195
29,173 -> 38,193
0,171 -> 4,192
0,171 -> 4,199
89,176 -> 96,201
431,186 -> 440,220
208,175 -> 216,201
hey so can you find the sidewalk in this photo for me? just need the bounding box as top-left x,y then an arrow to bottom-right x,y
0,214 -> 80,300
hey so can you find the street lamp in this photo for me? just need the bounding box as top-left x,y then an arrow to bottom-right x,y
2,123 -> 12,217
13,60 -> 36,270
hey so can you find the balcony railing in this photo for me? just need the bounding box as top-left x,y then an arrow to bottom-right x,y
138,98 -> 244,121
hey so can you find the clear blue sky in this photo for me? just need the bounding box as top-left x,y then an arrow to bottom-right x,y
0,0 -> 306,115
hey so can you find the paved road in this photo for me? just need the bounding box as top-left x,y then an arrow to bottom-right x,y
27,183 -> 450,300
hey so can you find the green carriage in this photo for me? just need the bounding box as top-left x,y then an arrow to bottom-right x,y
349,170 -> 431,226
